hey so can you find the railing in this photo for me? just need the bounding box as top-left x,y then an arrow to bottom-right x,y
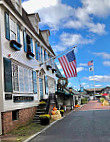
45,93 -> 59,113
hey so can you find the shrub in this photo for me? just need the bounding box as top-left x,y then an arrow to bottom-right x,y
81,98 -> 88,104
100,97 -> 105,103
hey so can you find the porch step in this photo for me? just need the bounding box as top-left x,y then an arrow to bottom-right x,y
32,119 -> 41,123
36,112 -> 45,115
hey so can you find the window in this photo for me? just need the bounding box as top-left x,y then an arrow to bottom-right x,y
12,63 -> 19,91
33,71 -> 37,94
5,12 -> 10,40
44,50 -> 46,61
15,0 -> 20,11
41,47 -> 43,62
38,46 -> 41,61
44,50 -> 48,61
35,42 -> 43,61
23,31 -> 33,53
5,12 -> 20,42
12,62 -> 33,93
10,19 -> 16,40
48,54 -> 52,65
17,24 -> 20,43
12,110 -> 19,121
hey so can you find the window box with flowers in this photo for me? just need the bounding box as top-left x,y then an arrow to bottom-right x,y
10,40 -> 22,51
39,114 -> 50,125
26,51 -> 34,59
46,65 -> 52,70
52,68 -> 56,73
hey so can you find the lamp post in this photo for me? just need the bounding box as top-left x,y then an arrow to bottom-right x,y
69,87 -> 73,110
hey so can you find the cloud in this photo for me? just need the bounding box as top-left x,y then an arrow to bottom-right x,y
84,75 -> 110,82
92,52 -> 110,59
103,61 -> 110,66
60,33 -> 94,46
82,0 -> 110,17
52,33 -> 94,53
79,63 -> 88,66
87,23 -> 106,35
77,67 -> 84,72
22,0 -> 107,34
94,84 -> 103,87
22,0 -> 59,12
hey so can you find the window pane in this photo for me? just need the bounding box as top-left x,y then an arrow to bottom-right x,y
12,64 -> 19,91
19,66 -> 24,92
5,12 -> 10,40
10,31 -> 16,40
29,70 -> 33,92
17,24 -> 20,43
33,71 -> 37,94
24,68 -> 29,92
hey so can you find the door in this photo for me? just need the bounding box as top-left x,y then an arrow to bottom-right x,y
39,78 -> 43,99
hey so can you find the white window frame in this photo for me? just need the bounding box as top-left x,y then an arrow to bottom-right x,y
12,62 -> 33,94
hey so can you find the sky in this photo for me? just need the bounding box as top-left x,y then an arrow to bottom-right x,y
22,0 -> 110,90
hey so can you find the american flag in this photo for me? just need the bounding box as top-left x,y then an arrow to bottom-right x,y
88,60 -> 93,66
58,50 -> 77,78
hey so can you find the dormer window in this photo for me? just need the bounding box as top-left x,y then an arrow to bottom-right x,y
15,0 -> 20,11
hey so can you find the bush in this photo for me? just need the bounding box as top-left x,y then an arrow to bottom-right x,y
100,97 -> 105,103
81,98 -> 88,104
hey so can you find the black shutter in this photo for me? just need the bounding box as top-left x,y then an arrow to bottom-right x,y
3,57 -> 13,92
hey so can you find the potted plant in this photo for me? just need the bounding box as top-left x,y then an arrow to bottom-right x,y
39,114 -> 50,125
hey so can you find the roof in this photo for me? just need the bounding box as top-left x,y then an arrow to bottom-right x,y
4,0 -> 55,56
85,88 -> 103,92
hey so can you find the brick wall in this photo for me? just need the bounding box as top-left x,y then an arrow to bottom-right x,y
2,106 -> 37,134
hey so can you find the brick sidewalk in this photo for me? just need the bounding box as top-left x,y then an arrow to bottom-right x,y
79,100 -> 110,111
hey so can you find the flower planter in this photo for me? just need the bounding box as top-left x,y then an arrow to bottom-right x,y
10,40 -> 22,51
40,118 -> 50,125
60,111 -> 64,117
46,65 -> 52,70
26,51 -> 34,59
52,68 -> 56,73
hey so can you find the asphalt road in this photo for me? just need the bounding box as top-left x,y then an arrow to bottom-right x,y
30,110 -> 110,142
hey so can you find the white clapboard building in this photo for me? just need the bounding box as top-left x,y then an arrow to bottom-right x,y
0,0 -> 56,134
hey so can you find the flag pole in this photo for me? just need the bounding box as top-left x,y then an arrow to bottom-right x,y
39,46 -> 77,66
93,62 -> 95,97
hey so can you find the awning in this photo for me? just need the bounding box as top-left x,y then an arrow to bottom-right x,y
55,90 -> 73,96
102,93 -> 108,96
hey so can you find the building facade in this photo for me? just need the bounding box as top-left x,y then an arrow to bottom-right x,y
0,0 -> 56,134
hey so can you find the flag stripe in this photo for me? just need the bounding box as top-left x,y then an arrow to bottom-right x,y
63,56 -> 73,77
58,57 -> 68,78
72,60 -> 77,76
61,56 -> 71,77
70,62 -> 75,77
71,61 -> 77,77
